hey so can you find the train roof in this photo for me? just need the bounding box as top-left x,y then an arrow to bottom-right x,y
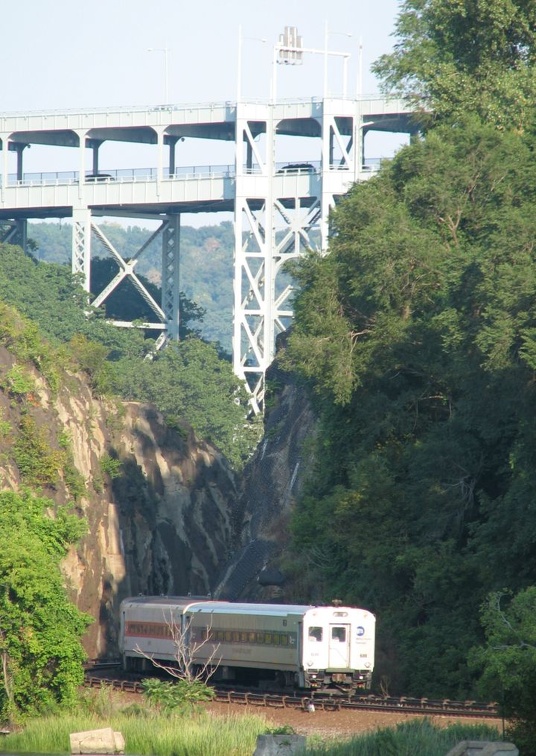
184,602 -> 372,618
121,597 -> 373,619
120,595 -> 213,608
185,601 -> 312,616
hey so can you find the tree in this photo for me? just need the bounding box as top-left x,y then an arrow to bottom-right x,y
28,220 -> 237,350
137,610 -> 218,712
111,338 -> 261,469
283,119 -> 536,696
373,0 -> 536,129
472,589 -> 536,754
0,490 -> 91,720
90,257 -> 205,340
0,245 -> 261,469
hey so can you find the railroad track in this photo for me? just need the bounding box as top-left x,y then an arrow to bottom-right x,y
84,671 -> 499,719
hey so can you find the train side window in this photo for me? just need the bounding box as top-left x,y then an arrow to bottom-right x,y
281,634 -> 289,646
309,627 -> 323,642
332,627 -> 346,642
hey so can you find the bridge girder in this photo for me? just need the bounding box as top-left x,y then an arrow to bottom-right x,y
0,97 -> 418,413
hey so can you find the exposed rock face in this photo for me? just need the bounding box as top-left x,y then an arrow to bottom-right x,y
0,346 -> 238,659
215,354 -> 317,602
0,322 -> 316,659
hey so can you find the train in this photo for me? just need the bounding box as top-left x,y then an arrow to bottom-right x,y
119,596 -> 375,693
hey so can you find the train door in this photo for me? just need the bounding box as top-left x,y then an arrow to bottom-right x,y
328,624 -> 351,668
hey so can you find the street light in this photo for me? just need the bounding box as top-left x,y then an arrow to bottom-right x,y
324,22 -> 353,98
237,25 -> 267,102
357,37 -> 363,98
147,46 -> 170,103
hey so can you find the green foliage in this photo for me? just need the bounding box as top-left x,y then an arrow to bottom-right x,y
1,364 -> 34,397
61,461 -> 87,502
285,120 -> 536,696
306,719 -> 500,755
0,302 -> 62,395
99,453 -> 122,480
67,334 -> 113,394
0,244 -> 259,469
0,490 -> 90,719
372,0 -> 536,129
0,244 -> 150,361
471,588 -> 536,754
13,415 -> 64,488
0,706 -> 270,756
28,220 -> 236,350
0,411 -> 12,439
111,338 -> 261,469
141,677 -> 215,713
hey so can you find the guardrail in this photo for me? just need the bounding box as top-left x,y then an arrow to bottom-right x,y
2,158 -> 381,188
0,95 -> 401,119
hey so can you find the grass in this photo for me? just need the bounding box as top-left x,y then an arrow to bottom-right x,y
305,718 -> 502,755
0,689 -> 275,756
0,689 -> 503,756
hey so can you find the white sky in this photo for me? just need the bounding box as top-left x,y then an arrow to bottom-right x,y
2,0 -> 405,226
2,0 -> 401,111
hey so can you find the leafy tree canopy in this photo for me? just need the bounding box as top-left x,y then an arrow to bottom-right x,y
0,490 -> 91,719
0,244 -> 260,467
472,589 -> 536,754
373,0 -> 536,129
283,119 -> 536,696
112,338 -> 260,470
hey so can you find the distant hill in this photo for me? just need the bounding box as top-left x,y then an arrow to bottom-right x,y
28,220 -> 235,351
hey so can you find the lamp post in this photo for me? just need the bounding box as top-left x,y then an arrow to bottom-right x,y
357,36 -> 363,98
324,22 -> 353,98
237,25 -> 267,102
147,46 -> 170,103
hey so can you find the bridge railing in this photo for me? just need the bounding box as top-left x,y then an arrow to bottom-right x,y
4,164 -> 236,187
2,158 -> 381,187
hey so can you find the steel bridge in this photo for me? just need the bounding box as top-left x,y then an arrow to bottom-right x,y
0,96 -> 417,412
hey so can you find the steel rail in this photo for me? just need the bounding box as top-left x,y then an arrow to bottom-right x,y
84,673 -> 499,719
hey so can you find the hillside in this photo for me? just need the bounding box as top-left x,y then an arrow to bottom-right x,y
28,220 -> 235,350
0,299 -> 239,661
0,244 -> 259,470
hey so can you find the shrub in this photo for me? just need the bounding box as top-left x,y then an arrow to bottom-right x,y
13,415 -> 64,487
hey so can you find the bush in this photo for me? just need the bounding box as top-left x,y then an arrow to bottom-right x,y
142,678 -> 215,713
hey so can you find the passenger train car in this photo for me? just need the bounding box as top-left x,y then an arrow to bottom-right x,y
119,596 -> 375,693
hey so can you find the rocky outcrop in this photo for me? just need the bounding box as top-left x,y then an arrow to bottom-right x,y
0,345 -> 238,659
215,350 -> 317,602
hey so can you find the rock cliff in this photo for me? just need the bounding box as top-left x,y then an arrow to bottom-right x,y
214,351 -> 317,603
0,344 -> 238,659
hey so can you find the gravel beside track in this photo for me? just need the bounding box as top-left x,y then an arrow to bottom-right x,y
204,700 -> 503,741
98,678 -> 504,742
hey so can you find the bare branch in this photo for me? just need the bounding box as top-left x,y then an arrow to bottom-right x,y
134,610 -> 221,683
